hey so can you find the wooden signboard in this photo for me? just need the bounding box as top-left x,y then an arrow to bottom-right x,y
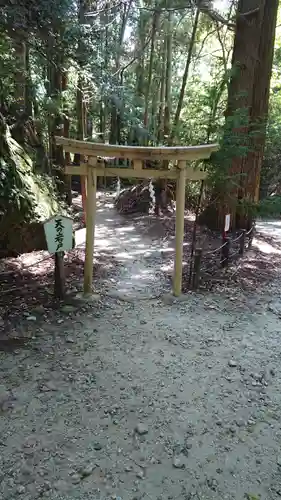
224,214 -> 230,233
44,215 -> 73,253
43,215 -> 73,299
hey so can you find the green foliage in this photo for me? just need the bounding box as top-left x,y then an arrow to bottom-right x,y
257,195 -> 281,218
0,121 -> 35,223
260,87 -> 281,198
0,0 -> 280,245
0,117 -> 62,252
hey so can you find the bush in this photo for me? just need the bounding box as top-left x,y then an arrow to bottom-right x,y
257,195 -> 281,218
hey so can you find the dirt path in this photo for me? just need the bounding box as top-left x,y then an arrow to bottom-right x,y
92,193 -> 171,299
1,197 -> 281,500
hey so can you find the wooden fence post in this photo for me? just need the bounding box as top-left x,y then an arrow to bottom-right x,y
248,225 -> 255,249
239,229 -> 246,256
84,160 -> 97,294
173,161 -> 186,296
221,237 -> 230,268
192,248 -> 202,290
54,251 -> 65,299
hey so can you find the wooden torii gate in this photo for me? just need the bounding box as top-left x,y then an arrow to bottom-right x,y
56,137 -> 218,296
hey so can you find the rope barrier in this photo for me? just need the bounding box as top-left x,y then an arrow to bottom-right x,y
231,232 -> 244,243
245,225 -> 254,236
0,242 -> 87,296
1,242 -> 86,278
220,257 -> 228,265
205,241 -> 227,255
204,225 -> 254,258
1,223 -> 255,296
1,254 -> 53,276
191,224 -> 255,289
229,249 -> 240,258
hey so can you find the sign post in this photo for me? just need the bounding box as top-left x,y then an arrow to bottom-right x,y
224,214 -> 230,235
43,215 -> 74,299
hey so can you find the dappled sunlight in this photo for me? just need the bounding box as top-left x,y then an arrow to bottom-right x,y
252,237 -> 281,255
131,269 -> 154,279
115,225 -> 136,233
160,262 -> 174,272
159,246 -> 174,253
115,248 -> 156,259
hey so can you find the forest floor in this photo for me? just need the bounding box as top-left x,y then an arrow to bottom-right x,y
1,193 -> 281,500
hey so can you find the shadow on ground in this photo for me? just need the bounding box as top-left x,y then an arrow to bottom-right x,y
1,194 -> 281,329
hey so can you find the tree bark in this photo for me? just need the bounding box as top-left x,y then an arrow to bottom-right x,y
163,10 -> 173,141
242,0 -> 279,204
13,39 -> 26,116
171,8 -> 200,142
143,10 -> 160,131
157,38 -> 166,143
109,0 -> 132,144
201,0 -> 278,230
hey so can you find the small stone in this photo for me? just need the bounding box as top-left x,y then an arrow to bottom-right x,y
26,316 -> 36,321
228,359 -> 237,368
256,458 -> 262,465
277,456 -> 281,467
54,479 -> 68,491
31,305 -> 45,315
270,368 -> 276,377
40,381 -> 57,392
80,464 -> 95,478
236,419 -> 244,427
206,477 -> 218,491
136,470 -> 145,479
61,305 -> 76,314
66,336 -> 75,344
172,456 -> 185,469
71,473 -> 81,484
93,442 -> 103,451
135,423 -> 148,436
17,485 -> 26,494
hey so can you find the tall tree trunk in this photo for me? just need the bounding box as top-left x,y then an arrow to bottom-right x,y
143,10 -> 160,131
171,7 -> 200,142
47,33 -> 64,176
62,71 -> 72,205
157,38 -> 166,144
13,39 -> 26,116
100,5 -> 109,142
74,0 -> 89,164
109,0 -> 133,144
163,10 -> 173,142
242,0 -> 279,205
25,44 -> 33,117
132,7 -> 148,145
223,0 -> 265,229
202,0 -> 278,230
